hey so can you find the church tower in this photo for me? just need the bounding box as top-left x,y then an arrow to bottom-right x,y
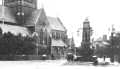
4,0 -> 37,25
81,18 -> 92,48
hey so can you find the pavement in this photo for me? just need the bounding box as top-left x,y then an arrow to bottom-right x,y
0,59 -> 119,69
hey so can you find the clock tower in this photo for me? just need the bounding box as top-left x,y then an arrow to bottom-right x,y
79,18 -> 94,58
81,18 -> 92,48
4,0 -> 37,25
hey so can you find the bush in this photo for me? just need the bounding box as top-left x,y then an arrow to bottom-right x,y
0,32 -> 36,56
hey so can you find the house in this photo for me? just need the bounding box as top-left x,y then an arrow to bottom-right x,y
47,16 -> 68,59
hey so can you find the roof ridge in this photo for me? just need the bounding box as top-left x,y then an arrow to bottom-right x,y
47,16 -> 66,31
25,9 -> 47,26
57,17 -> 67,31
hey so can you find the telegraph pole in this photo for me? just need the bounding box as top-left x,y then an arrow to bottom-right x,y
110,25 -> 115,62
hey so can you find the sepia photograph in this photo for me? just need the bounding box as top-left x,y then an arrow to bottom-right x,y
0,0 -> 119,69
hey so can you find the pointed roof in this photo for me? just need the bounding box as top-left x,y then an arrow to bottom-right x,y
25,9 -> 42,26
25,8 -> 46,26
47,16 -> 66,31
0,5 -> 16,23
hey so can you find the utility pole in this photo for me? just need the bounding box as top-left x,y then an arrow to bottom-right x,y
110,25 -> 115,62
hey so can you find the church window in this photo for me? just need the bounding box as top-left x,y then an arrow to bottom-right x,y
42,22 -> 46,26
40,29 -> 43,44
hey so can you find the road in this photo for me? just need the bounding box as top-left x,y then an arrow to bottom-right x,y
0,60 -> 119,69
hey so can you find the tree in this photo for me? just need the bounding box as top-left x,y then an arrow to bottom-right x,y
0,32 -> 36,55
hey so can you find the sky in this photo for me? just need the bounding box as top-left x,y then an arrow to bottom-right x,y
37,0 -> 120,46
1,0 -> 120,46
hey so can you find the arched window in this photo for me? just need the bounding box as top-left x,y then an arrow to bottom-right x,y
40,29 -> 43,44
44,29 -> 47,45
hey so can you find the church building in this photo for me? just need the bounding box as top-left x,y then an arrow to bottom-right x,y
0,0 -> 68,59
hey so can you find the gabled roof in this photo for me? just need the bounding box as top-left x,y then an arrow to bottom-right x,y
47,16 -> 66,31
25,8 -> 45,26
0,5 -> 16,23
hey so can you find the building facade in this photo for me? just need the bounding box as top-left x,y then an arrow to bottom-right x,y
0,0 -> 68,59
81,18 -> 92,48
47,17 -> 68,59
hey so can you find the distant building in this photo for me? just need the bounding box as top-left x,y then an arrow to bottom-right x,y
102,35 -> 107,41
93,37 -> 109,49
68,37 -> 75,48
81,18 -> 92,48
67,37 -> 75,54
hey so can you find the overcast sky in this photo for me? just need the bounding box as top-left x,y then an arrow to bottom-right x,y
37,0 -> 120,46
1,0 -> 120,46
